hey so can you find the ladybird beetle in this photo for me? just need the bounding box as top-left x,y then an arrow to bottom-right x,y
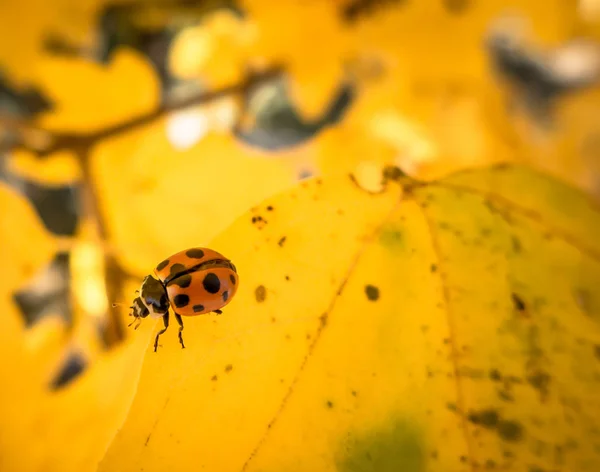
129,247 -> 238,352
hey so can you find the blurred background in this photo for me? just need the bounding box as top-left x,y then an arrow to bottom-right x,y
1,0 -> 600,392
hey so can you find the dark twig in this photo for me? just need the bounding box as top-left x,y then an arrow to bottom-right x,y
1,67 -> 283,157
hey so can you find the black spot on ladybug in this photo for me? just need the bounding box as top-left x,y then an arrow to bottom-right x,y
186,248 -> 205,259
156,259 -> 170,271
229,274 -> 236,285
173,294 -> 190,308
171,274 -> 192,288
255,285 -> 267,302
512,293 -> 526,312
203,273 -> 221,294
222,291 -> 229,302
193,304 -> 205,313
169,263 -> 186,276
365,284 -> 380,301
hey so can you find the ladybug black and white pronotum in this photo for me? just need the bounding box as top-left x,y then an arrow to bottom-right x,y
129,247 -> 238,352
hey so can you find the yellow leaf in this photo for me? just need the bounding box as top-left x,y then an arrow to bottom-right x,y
36,48 -> 160,133
0,0 -> 100,85
0,182 -> 56,294
99,164 -> 600,471
7,149 -> 82,186
92,122 -> 297,276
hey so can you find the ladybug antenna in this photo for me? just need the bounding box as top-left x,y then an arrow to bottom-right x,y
111,302 -> 129,308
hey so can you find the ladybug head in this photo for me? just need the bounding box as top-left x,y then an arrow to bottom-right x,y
130,296 -> 149,320
138,275 -> 170,317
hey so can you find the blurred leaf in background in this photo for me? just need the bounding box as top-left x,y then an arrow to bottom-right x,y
0,0 -> 599,471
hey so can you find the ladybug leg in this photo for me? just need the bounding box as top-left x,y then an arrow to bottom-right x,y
153,311 -> 170,352
213,309 -> 223,315
174,313 -> 185,349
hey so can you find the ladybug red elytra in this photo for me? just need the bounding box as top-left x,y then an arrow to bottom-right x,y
129,247 -> 238,352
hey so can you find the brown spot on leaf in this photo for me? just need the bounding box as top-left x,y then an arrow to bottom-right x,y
512,293 -> 526,312
255,285 -> 267,302
595,344 -> 600,360
527,370 -> 551,402
224,364 -> 233,373
497,420 -> 524,442
497,390 -> 515,402
489,369 -> 502,381
326,400 -> 334,409
468,409 -> 499,428
266,205 -> 274,211
430,264 -> 438,272
278,236 -> 287,247
211,375 -> 218,381
251,215 -> 267,229
365,284 -> 380,301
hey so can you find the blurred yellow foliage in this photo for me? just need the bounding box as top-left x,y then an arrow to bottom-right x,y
169,10 -> 256,87
0,183 -> 57,292
1,0 -> 600,471
0,0 -> 101,85
8,149 -> 82,185
36,48 -> 160,133
0,286 -> 154,472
